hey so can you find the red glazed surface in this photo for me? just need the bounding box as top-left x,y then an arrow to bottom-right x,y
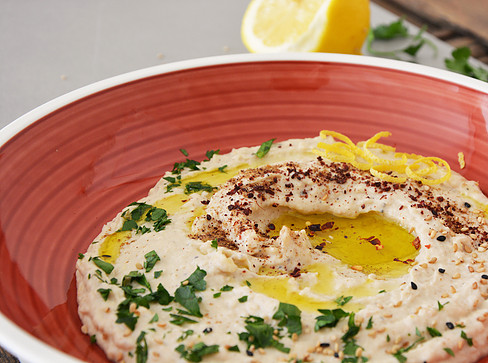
1,58 -> 488,362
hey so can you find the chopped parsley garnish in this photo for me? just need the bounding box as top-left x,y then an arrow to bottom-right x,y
437,300 -> 449,311
461,330 -> 473,346
184,181 -> 215,194
92,257 -> 114,275
245,280 -> 251,287
445,46 -> 488,82
255,138 -> 275,158
205,149 -> 220,161
116,300 -> 139,330
427,326 -> 442,337
238,296 -> 248,303
123,271 -> 152,291
119,202 -> 171,233
175,342 -> 219,362
366,17 -> 436,59
149,313 -> 159,323
154,270 -> 163,279
220,285 -> 233,292
341,312 -> 360,342
238,316 -> 290,353
170,314 -> 198,326
218,165 -> 227,173
213,292 -> 221,298
444,347 -> 455,357
178,329 -> 194,341
392,328 -> 425,362
135,331 -> 148,363
172,158 -> 200,175
335,295 -> 353,306
272,302 -> 302,336
143,250 -> 160,273
366,317 -> 373,330
227,345 -> 240,352
97,288 -> 111,301
90,335 -> 96,343
180,148 -> 189,157
78,253 -> 85,260
174,267 -> 207,318
210,239 -> 218,249
314,308 -> 349,331
164,175 -> 182,192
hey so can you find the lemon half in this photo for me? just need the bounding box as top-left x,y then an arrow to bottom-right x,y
241,0 -> 370,54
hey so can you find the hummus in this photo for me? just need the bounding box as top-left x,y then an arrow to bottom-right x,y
76,134 -> 488,363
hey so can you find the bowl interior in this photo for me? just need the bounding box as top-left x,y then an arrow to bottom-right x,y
1,58 -> 488,362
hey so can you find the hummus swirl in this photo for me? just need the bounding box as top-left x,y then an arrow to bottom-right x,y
76,136 -> 488,363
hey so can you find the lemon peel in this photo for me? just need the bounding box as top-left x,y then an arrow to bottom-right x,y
315,130 -> 452,185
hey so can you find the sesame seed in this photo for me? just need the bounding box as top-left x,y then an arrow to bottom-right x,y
429,257 -> 438,264
473,282 -> 479,289
482,274 -> 488,279
469,266 -> 475,273
351,265 -> 363,271
411,281 -> 418,290
452,273 -> 461,279
446,322 -> 454,329
451,286 -> 457,293
135,262 -> 143,270
453,244 -> 459,252
438,268 -> 446,273
465,202 -> 471,208
436,235 -> 446,242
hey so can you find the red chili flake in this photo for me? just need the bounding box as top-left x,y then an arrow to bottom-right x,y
412,237 -> 421,250
363,236 -> 384,250
425,244 -> 431,249
322,221 -> 335,230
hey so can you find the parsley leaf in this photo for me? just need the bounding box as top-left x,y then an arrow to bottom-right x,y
180,148 -> 189,157
341,312 -> 360,342
366,316 -> 373,330
272,302 -> 302,336
238,316 -> 290,353
372,17 -> 408,39
174,285 -> 202,317
149,313 -> 159,323
205,149 -> 220,161
437,300 -> 449,311
314,308 -> 349,331
178,329 -> 194,341
238,295 -> 248,303
172,158 -> 200,175
143,250 -> 160,273
116,300 -> 139,330
427,326 -> 442,337
461,330 -> 473,346
164,175 -> 182,193
220,285 -> 234,292
445,46 -> 488,82
92,257 -> 114,275
135,331 -> 148,363
444,347 -> 455,357
97,288 -> 111,301
210,239 -> 218,249
184,181 -> 215,195
255,138 -> 275,158
335,295 -> 353,306
175,342 -> 219,362
170,314 -> 198,325
186,266 -> 207,291
123,271 -> 152,291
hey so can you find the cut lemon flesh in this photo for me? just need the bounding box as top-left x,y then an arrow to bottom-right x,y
241,0 -> 370,54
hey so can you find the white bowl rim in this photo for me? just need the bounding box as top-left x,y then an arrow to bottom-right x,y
1,52 -> 488,363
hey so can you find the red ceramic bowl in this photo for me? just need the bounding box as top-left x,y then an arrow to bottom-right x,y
1,53 -> 488,362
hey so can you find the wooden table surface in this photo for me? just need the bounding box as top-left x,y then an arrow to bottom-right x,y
1,1 -> 487,363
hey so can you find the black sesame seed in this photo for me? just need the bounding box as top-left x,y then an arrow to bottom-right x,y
438,268 -> 445,273
482,274 -> 488,280
436,235 -> 446,242
308,224 -> 322,232
334,352 -> 339,358
268,223 -> 275,231
411,281 -> 418,290
246,350 -> 254,357
465,202 -> 471,208
320,342 -> 330,348
203,327 -> 213,334
446,322 -> 454,329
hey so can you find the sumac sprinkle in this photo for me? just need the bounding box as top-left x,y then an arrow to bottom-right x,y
308,224 -> 322,232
